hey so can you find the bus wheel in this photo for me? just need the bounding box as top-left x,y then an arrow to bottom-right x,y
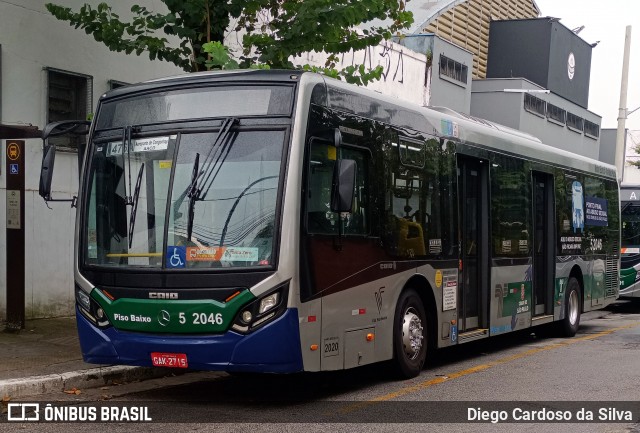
559,277 -> 581,337
393,289 -> 427,378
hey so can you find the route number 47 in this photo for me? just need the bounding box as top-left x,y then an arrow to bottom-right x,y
179,312 -> 224,325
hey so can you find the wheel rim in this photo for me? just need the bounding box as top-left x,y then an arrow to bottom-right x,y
568,289 -> 579,326
402,307 -> 424,360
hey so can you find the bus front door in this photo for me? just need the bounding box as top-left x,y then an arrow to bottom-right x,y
458,157 -> 489,333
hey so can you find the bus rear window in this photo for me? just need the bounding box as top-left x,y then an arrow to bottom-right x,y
96,85 -> 293,129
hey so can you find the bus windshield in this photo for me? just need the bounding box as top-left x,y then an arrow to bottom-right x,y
622,203 -> 640,250
84,127 -> 285,270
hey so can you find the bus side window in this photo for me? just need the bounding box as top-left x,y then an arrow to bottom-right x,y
339,147 -> 368,235
306,140 -> 368,235
307,140 -> 336,234
384,135 -> 432,258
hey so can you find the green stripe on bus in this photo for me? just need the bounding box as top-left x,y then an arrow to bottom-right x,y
91,289 -> 255,333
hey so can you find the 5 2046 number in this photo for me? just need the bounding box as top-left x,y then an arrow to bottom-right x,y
178,312 -> 224,326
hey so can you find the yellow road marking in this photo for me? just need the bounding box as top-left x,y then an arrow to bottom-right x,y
338,321 -> 640,414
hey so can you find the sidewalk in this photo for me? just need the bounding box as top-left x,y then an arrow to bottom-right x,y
0,316 -> 167,398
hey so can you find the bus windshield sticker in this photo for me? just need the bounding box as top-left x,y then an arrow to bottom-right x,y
187,247 -> 225,262
106,136 -> 174,156
166,246 -> 186,268
221,247 -> 259,262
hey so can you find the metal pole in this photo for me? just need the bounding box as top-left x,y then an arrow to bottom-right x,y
615,26 -> 632,182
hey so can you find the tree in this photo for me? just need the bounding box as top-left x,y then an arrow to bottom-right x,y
46,0 -> 413,85
628,133 -> 640,168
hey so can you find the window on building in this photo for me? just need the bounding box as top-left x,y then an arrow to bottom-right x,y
584,120 -> 600,139
439,55 -> 468,84
47,68 -> 93,150
567,113 -> 584,133
546,103 -> 566,124
524,93 -> 546,117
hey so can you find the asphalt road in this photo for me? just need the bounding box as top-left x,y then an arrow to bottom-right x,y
4,300 -> 640,433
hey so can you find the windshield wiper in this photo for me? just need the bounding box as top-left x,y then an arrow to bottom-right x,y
128,163 -> 145,248
124,126 -> 134,205
182,117 -> 238,240
172,152 -> 199,219
194,117 -> 238,200
186,153 -> 200,241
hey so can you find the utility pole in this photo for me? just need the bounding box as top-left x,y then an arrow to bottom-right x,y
615,26 -> 632,183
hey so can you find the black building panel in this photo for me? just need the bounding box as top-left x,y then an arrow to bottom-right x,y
487,18 -> 591,108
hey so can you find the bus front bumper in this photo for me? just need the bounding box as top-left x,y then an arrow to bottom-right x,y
76,307 -> 304,373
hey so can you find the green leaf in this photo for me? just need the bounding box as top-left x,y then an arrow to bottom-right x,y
45,0 -> 413,75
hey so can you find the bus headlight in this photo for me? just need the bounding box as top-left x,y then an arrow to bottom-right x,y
75,286 -> 111,329
76,289 -> 91,311
242,311 -> 253,323
259,293 -> 279,314
231,282 -> 289,334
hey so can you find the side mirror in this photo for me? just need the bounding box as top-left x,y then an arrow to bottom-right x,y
39,144 -> 56,200
330,159 -> 356,213
39,120 -> 90,204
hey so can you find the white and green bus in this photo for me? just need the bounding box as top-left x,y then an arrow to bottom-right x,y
620,193 -> 640,298
40,70 -> 620,378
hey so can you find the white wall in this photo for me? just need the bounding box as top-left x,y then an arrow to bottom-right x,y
295,40 -> 430,107
0,0 -> 184,319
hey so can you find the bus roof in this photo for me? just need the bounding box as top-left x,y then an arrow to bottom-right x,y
310,73 -> 616,180
100,69 -> 616,180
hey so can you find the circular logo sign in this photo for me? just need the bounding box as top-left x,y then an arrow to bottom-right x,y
7,143 -> 20,161
158,310 -> 171,326
567,52 -> 576,80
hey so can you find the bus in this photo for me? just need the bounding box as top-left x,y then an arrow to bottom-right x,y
39,70 -> 620,378
620,197 -> 640,298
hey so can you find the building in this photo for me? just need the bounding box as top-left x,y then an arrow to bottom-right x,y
418,0 -> 540,78
471,77 -> 601,158
0,0 -> 183,321
371,1 -> 604,156
0,0 -> 608,322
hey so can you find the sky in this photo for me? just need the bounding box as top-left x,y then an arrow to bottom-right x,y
533,0 -> 640,132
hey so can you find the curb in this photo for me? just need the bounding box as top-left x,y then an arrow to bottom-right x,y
0,366 -> 169,399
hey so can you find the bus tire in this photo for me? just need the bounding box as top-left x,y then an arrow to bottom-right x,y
392,289 -> 427,379
559,277 -> 581,337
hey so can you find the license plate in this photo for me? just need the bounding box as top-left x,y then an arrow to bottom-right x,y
151,352 -> 188,368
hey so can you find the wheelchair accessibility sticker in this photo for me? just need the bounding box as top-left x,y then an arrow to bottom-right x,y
166,246 -> 186,268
